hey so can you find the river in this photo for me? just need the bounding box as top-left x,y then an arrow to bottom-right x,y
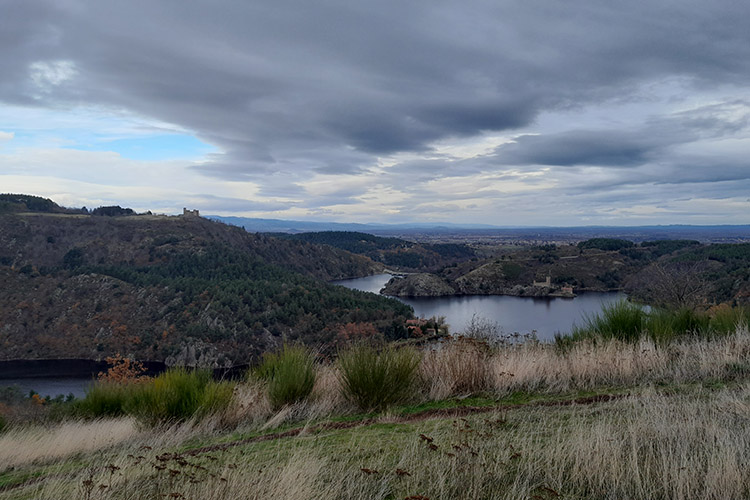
331,273 -> 625,341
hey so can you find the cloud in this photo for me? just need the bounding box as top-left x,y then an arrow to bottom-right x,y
496,130 -> 658,167
1,0 -> 750,224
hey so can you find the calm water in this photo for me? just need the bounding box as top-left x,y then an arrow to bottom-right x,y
332,274 -> 625,341
1,377 -> 91,399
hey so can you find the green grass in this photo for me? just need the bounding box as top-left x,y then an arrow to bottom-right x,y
126,369 -> 232,424
254,344 -> 316,409
571,300 -> 646,342
566,301 -> 748,344
338,343 -> 421,411
399,396 -> 498,415
72,380 -> 134,417
710,306 -> 749,335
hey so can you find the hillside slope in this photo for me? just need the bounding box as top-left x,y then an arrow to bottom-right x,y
270,231 -> 476,272
0,212 -> 411,365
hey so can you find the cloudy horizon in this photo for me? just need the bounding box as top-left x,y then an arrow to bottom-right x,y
1,1 -> 749,226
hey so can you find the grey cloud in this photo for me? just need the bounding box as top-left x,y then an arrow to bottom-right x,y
186,194 -> 291,213
2,0 -> 750,223
494,100 -> 750,168
6,1 -> 749,162
496,131 -> 658,167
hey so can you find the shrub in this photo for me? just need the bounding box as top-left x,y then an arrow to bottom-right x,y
709,305 -> 748,336
97,354 -> 150,384
74,381 -> 136,417
338,343 -> 421,411
642,308 -> 678,344
198,379 -> 235,418
76,369 -> 234,424
667,307 -> 710,336
566,301 -> 747,345
127,369 -> 226,423
571,301 -> 646,342
254,345 -> 316,410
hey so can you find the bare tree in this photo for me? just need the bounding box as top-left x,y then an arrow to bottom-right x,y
636,260 -> 712,309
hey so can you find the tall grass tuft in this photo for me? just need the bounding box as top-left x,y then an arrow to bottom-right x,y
420,338 -> 492,399
76,369 -> 233,424
74,381 -> 136,417
126,369 -> 233,424
254,345 -> 317,409
338,343 -> 421,411
568,301 -> 747,345
571,300 -> 646,342
710,305 -> 749,335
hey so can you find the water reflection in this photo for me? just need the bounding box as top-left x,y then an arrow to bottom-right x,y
332,274 -> 625,341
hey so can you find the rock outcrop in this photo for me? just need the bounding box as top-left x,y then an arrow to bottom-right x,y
381,274 -> 456,297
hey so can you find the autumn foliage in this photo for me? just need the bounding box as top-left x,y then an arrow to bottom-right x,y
97,354 -> 150,384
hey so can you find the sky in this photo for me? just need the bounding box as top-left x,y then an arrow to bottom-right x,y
1,0 -> 749,226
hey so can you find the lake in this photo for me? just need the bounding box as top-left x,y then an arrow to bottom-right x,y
331,274 -> 625,341
0,359 -> 167,401
1,377 -> 91,399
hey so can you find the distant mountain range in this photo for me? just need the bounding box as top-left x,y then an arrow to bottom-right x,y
207,216 -> 501,233
208,216 -> 750,242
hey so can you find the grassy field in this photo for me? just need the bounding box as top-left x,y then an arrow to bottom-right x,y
3,325 -> 750,499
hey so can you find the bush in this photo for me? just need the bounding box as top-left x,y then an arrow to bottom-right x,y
571,301 -> 646,342
642,308 -> 678,344
127,369 -> 232,423
74,381 -> 135,417
710,305 -> 749,336
76,369 -> 234,424
565,301 -> 747,345
338,343 -> 421,411
254,345 -> 316,409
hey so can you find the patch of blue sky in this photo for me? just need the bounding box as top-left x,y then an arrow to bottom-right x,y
0,104 -> 217,161
63,133 -> 218,161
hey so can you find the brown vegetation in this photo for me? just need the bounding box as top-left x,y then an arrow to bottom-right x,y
4,327 -> 750,499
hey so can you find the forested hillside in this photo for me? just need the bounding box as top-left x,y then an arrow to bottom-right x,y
0,208 -> 412,365
272,231 -> 476,271
382,238 -> 750,307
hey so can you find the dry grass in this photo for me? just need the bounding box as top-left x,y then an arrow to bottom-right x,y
0,418 -> 139,470
226,364 -> 349,432
419,339 -> 492,400
538,388 -> 750,499
5,328 -> 750,499
416,326 -> 750,399
6,385 -> 750,500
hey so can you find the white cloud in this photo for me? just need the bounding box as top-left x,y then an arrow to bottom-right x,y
29,60 -> 77,91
